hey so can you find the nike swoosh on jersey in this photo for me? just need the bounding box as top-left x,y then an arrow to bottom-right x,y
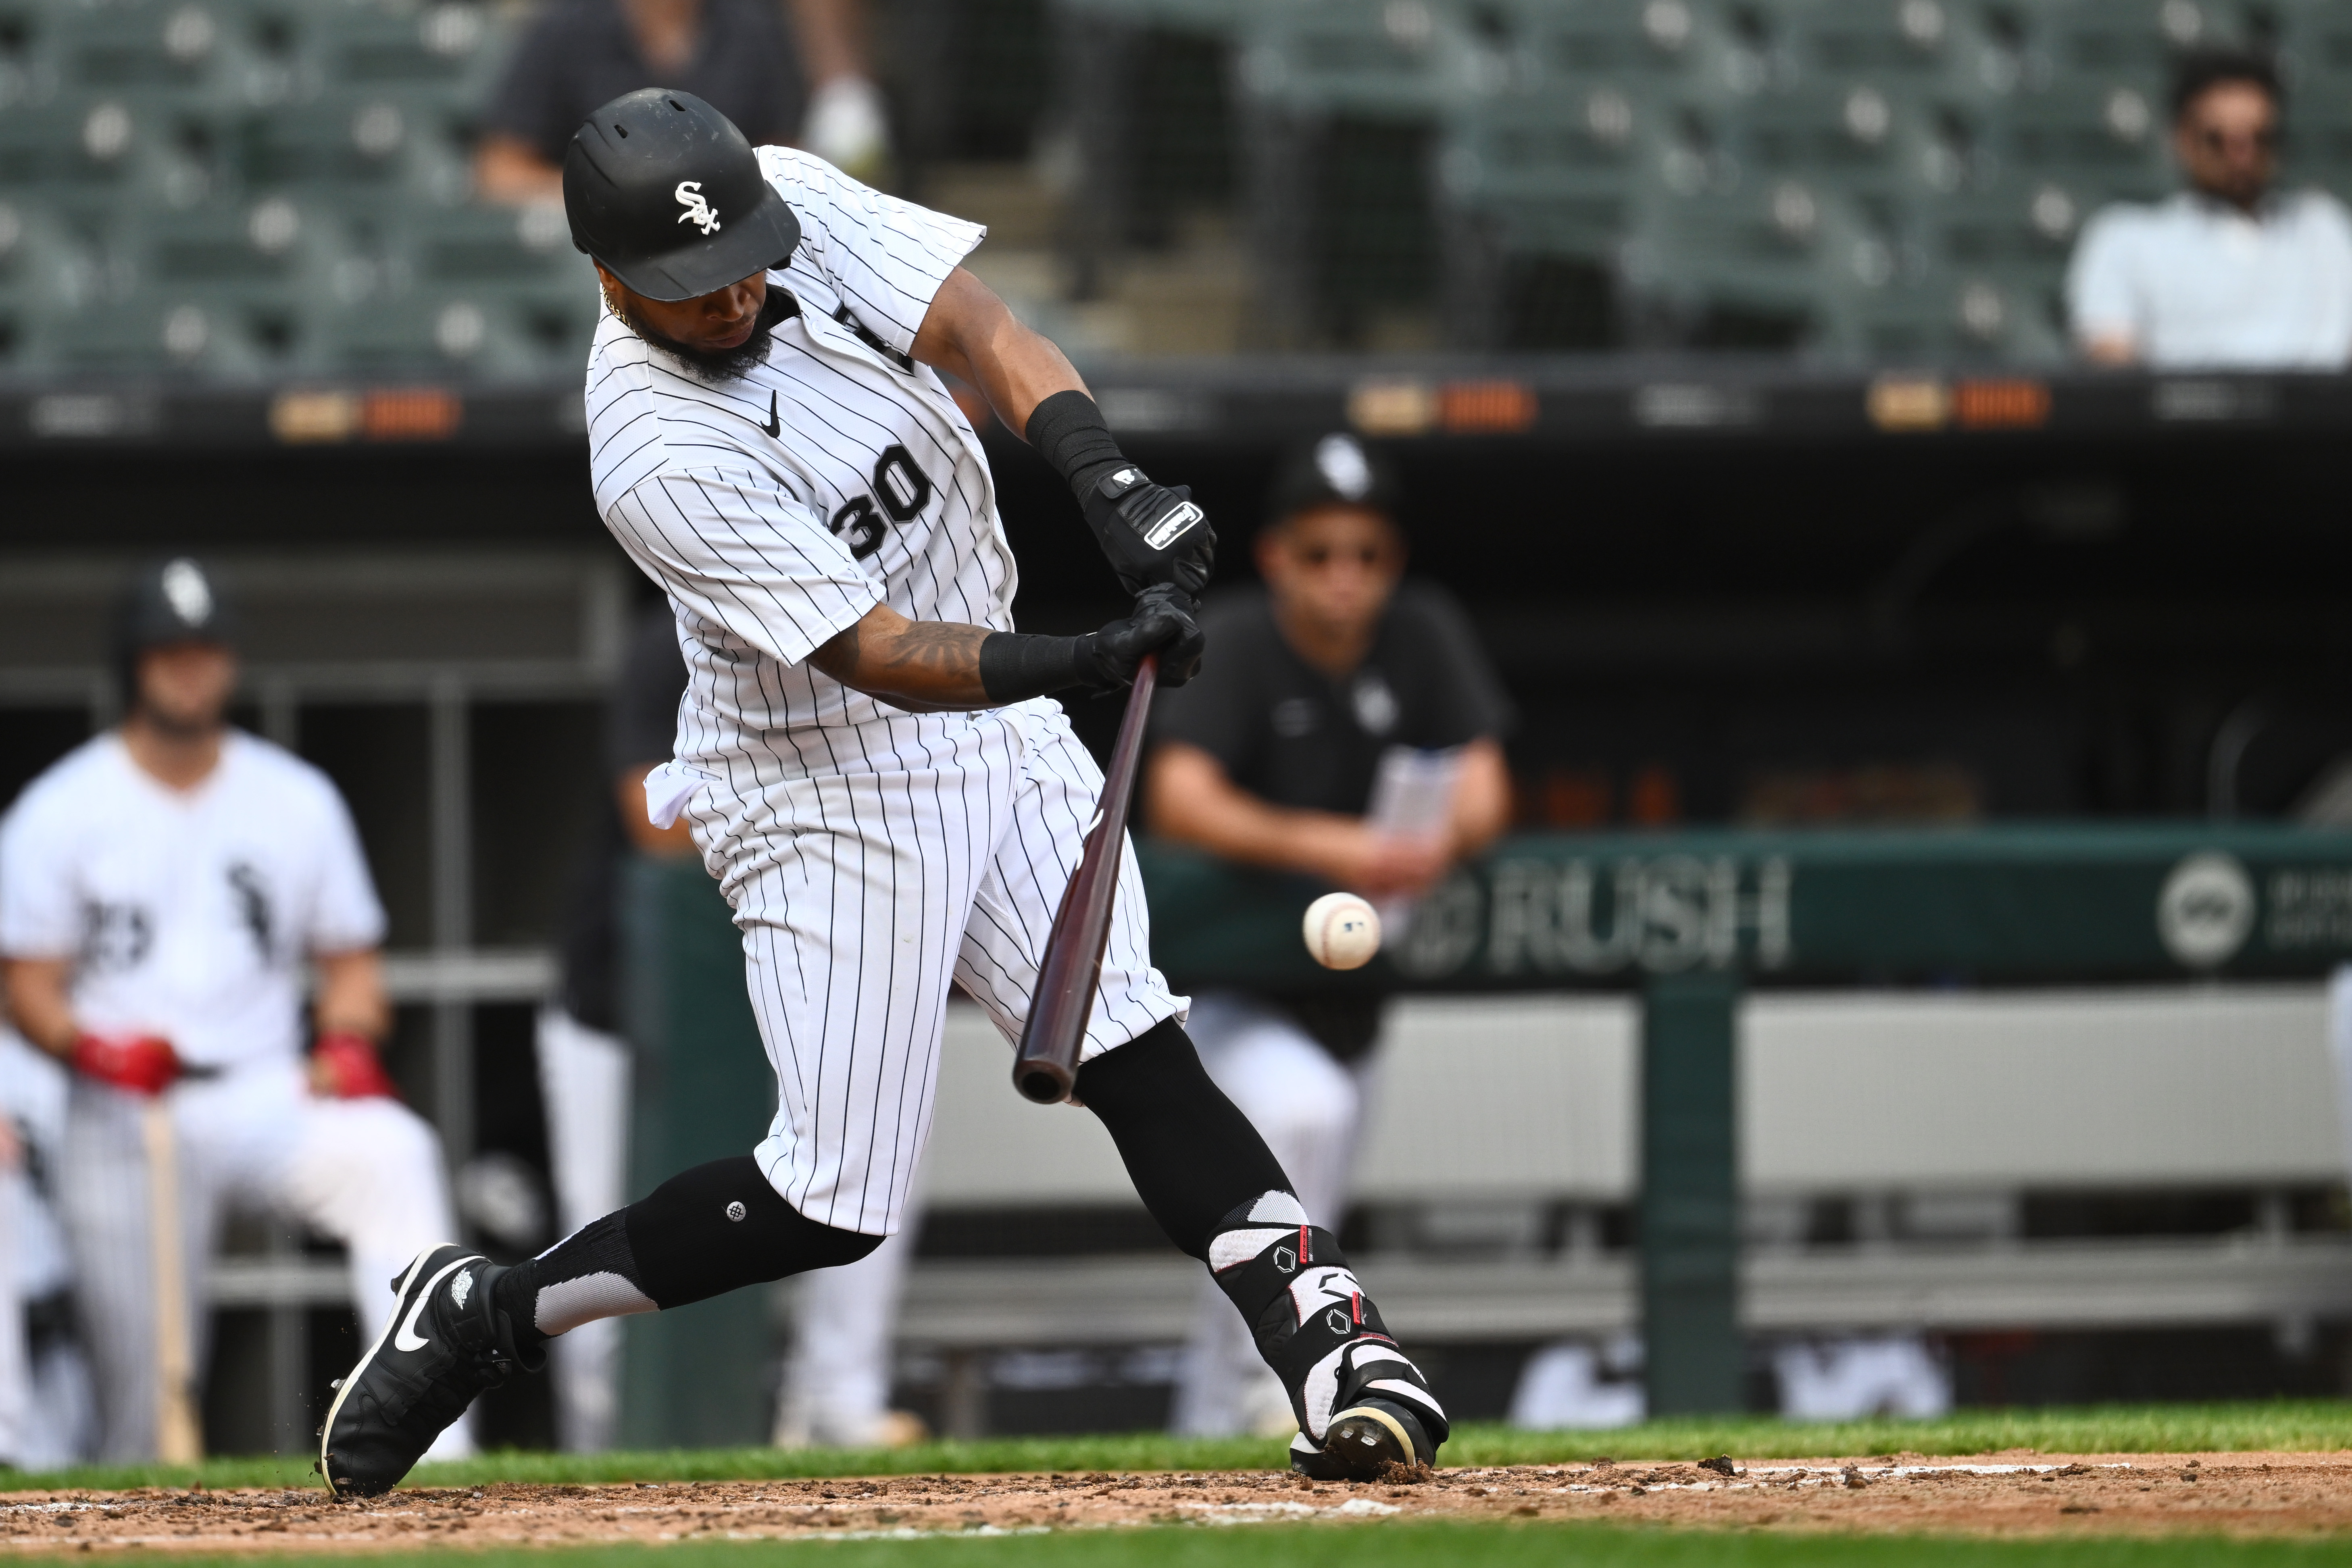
762,390 -> 780,438
394,1256 -> 479,1352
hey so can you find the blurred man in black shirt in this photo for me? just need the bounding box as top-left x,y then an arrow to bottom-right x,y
1145,433 -> 1513,1436
474,0 -> 888,202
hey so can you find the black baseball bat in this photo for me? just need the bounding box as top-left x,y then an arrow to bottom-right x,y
1012,654 -> 1159,1104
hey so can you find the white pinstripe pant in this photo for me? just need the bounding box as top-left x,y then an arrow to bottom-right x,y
703,698 -> 1183,1237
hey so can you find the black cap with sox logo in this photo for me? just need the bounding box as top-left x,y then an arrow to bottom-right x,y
563,89 -> 802,302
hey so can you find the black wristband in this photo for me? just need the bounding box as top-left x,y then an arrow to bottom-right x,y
979,630 -> 1098,704
1025,390 -> 1128,507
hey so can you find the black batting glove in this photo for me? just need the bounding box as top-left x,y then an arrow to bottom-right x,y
1077,585 -> 1206,690
1083,469 -> 1217,598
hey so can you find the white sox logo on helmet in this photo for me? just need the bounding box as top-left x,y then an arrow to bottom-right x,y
674,181 -> 721,235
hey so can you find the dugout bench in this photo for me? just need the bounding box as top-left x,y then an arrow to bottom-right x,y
622,823 -> 2352,1439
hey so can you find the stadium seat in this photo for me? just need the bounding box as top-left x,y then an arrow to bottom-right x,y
43,288 -> 286,373
312,285 -> 597,378
0,91 -> 218,219
83,194 -> 347,367
1434,74 -> 1712,340
1990,77 -> 2174,196
1833,262 -> 2067,360
2033,0 -> 2241,77
1776,0 -> 2013,96
1477,0 -> 1753,101
298,201 -> 595,375
298,0 -> 504,108
1729,78 -> 1979,199
112,189 -> 344,284
1232,0 -> 1473,121
385,202 -> 593,294
1440,87 -> 1665,231
0,196 -> 105,372
228,97 -> 473,206
37,0 -> 238,105
21,184 -> 316,377
1914,174 -> 2087,275
2277,0 -> 2352,79
1621,175 -> 1892,331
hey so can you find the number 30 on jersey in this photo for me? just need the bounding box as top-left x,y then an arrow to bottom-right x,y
829,444 -> 933,560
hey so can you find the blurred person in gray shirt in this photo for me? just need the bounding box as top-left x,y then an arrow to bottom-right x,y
2067,49 -> 2352,368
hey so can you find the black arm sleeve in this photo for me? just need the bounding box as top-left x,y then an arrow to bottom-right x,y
978,632 -> 1094,704
1024,390 -> 1129,508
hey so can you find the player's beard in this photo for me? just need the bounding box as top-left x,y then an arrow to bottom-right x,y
609,292 -> 775,382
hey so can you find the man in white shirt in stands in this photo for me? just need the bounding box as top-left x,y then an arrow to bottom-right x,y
2067,48 -> 2352,369
0,559 -> 464,1462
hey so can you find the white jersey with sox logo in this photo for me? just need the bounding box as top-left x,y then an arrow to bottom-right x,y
0,731 -> 462,1462
0,731 -> 383,1069
583,148 -> 1180,1237
588,146 -> 1015,744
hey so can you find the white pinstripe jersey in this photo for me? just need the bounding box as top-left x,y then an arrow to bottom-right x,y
587,147 -> 1012,787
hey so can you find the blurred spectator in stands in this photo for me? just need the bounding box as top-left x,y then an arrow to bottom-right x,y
2068,48 -> 2352,368
1144,434 -> 1513,1437
475,0 -> 890,204
540,603 -> 922,1451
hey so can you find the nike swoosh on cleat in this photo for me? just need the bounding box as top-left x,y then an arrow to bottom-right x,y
393,1256 -> 478,1352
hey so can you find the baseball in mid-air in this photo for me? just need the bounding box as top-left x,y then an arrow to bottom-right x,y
1303,892 -> 1382,970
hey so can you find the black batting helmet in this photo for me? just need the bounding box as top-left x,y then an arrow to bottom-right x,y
114,556 -> 235,699
563,89 -> 802,302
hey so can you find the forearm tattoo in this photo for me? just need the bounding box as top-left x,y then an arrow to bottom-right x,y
868,620 -> 991,707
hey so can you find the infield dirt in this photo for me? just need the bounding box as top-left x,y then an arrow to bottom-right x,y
4,1453 -> 2352,1548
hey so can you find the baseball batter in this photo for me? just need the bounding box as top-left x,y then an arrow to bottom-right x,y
0,560 -> 465,1462
322,90 -> 1446,1494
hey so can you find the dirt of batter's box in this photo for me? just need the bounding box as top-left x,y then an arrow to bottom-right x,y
4,1453 -> 2352,1549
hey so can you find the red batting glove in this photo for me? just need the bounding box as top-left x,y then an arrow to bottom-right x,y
310,1032 -> 400,1100
70,1033 -> 180,1095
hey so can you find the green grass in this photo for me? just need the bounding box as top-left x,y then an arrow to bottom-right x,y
13,1401 -> 2352,1495
11,1524 -> 2352,1566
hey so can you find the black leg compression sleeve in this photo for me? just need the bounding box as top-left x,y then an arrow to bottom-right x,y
626,1156 -> 882,1306
1075,1017 -> 1293,1262
494,1156 -> 881,1342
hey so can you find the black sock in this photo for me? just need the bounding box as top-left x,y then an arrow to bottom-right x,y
1075,1017 -> 1294,1262
493,1155 -> 882,1345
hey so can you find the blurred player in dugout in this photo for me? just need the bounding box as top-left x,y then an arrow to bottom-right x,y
0,560 -> 467,1462
537,602 -> 923,1451
1144,435 -> 1514,1436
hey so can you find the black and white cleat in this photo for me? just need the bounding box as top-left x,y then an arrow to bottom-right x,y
319,1244 -> 540,1499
